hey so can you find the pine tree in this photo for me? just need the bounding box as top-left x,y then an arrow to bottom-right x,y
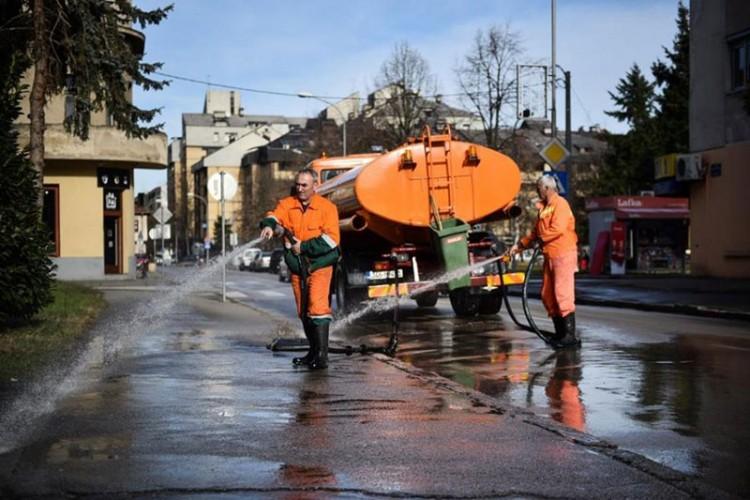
0,0 -> 55,324
598,64 -> 658,195
606,64 -> 655,130
651,1 -> 690,154
24,0 -> 172,209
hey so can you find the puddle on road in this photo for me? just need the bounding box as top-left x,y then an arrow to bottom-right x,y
340,306 -> 750,497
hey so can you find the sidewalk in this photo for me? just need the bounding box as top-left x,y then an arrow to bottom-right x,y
0,287 -> 733,498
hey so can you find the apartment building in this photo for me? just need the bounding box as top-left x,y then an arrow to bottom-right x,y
169,90 -> 308,257
689,0 -> 750,276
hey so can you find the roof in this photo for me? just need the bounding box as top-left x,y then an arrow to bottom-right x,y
183,113 -> 308,128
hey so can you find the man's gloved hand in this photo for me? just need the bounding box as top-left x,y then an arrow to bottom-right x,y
291,239 -> 301,255
260,226 -> 274,240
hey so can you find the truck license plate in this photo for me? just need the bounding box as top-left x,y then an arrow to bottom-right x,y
366,269 -> 404,280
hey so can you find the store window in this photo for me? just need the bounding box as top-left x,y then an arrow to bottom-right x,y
42,185 -> 59,256
730,34 -> 750,90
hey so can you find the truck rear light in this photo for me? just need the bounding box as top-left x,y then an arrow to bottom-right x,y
373,261 -> 392,271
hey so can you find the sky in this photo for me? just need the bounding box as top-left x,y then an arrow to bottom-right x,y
133,0 -> 683,193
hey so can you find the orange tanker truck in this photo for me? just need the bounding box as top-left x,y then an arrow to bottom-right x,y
312,126 -> 523,317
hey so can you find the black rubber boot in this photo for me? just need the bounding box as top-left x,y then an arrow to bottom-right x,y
554,313 -> 580,348
551,316 -> 565,341
309,322 -> 329,370
292,319 -> 316,366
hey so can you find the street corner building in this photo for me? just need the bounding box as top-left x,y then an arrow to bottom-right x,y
14,24 -> 167,280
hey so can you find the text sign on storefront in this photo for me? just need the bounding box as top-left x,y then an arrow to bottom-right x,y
97,168 -> 131,189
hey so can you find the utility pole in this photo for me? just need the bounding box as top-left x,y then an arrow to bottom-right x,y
220,171 -> 226,303
564,69 -> 574,201
159,196 -> 165,262
551,0 -> 557,139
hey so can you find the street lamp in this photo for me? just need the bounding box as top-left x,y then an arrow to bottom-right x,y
187,192 -> 209,264
298,92 -> 347,156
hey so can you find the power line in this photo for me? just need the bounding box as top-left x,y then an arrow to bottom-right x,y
154,71 -> 353,100
571,87 -> 593,125
154,70 -> 541,103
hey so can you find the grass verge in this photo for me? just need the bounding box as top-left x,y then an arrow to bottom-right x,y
0,281 -> 106,384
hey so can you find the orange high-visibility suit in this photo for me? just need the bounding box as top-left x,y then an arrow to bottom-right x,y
263,194 -> 340,323
519,191 -> 578,317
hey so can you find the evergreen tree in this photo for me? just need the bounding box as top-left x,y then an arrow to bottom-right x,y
598,64 -> 658,195
651,1 -> 690,154
24,0 -> 172,209
0,0 -> 55,324
606,64 -> 655,130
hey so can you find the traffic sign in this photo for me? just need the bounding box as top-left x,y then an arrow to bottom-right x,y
208,172 -> 238,201
539,138 -> 570,168
544,171 -> 568,196
148,225 -> 171,240
152,206 -> 173,224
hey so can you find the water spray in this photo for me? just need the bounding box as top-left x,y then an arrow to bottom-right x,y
0,237 -> 265,453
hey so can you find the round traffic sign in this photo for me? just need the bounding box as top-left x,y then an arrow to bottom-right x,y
208,172 -> 238,201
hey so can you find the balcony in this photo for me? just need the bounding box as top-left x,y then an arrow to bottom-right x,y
16,124 -> 167,168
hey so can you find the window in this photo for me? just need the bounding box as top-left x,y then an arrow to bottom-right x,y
42,185 -> 59,256
730,35 -> 750,90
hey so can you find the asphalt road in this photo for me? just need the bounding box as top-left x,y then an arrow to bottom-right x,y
226,267 -> 750,497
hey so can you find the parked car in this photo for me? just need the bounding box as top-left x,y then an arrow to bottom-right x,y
278,259 -> 291,282
236,248 -> 261,271
154,249 -> 172,266
256,251 -> 273,271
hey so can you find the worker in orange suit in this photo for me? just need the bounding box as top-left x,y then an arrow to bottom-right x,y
510,175 -> 580,347
260,168 -> 340,369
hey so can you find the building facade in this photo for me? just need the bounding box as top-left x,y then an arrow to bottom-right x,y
169,90 -> 307,257
14,22 -> 166,280
689,0 -> 750,276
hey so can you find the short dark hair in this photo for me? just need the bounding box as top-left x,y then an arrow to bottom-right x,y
296,167 -> 318,182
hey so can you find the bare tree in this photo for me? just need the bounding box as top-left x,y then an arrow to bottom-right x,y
372,41 -> 438,145
455,25 -> 522,149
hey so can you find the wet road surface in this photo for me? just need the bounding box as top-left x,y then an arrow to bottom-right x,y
1,288 -> 711,498
227,268 -> 750,497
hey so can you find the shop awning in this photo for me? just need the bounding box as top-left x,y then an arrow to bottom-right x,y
615,207 -> 689,219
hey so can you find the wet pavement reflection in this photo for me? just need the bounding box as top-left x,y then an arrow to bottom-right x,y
339,298 -> 750,497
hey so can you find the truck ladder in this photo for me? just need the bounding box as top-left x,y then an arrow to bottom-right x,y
423,125 -> 457,225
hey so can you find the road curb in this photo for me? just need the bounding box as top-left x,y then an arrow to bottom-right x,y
511,291 -> 750,322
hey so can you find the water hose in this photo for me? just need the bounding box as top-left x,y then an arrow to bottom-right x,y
498,246 -> 558,347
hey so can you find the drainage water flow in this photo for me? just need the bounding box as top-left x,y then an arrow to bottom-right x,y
0,237 -> 264,453
331,255 -> 504,335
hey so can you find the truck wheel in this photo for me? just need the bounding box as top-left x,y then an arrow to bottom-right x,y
449,289 -> 481,317
478,291 -> 503,315
415,290 -> 439,308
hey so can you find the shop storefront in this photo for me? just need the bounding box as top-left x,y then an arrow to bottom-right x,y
585,196 -> 689,275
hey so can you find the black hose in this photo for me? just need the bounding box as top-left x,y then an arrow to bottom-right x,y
499,246 -> 557,347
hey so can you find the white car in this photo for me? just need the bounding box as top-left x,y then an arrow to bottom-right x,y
235,248 -> 261,271
256,251 -> 273,271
